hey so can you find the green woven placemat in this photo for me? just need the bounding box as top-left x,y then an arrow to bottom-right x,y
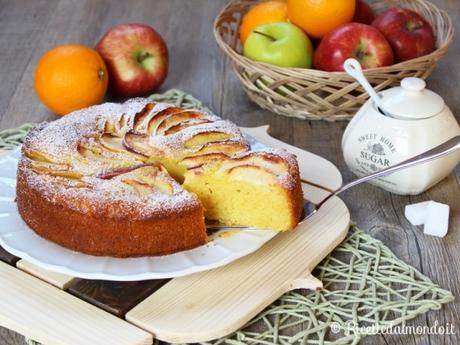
1,89 -> 452,345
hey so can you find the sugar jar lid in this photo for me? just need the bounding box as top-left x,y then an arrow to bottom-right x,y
380,77 -> 445,119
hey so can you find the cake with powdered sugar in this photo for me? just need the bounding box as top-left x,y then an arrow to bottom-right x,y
16,98 -> 303,257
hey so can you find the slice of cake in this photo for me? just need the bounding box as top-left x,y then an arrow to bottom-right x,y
181,151 -> 303,230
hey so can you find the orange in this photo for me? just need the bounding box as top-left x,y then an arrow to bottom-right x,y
287,0 -> 355,39
34,44 -> 108,116
240,0 -> 288,44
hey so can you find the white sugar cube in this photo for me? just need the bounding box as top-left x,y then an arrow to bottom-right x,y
405,201 -> 430,226
423,202 -> 450,238
404,201 -> 450,238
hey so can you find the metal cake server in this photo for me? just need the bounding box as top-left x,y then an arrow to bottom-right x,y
207,135 -> 460,230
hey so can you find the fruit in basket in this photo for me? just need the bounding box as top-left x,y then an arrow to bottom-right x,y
287,0 -> 355,39
34,44 -> 108,116
372,8 -> 436,62
243,22 -> 313,68
314,23 -> 394,71
239,0 -> 288,44
353,0 -> 375,25
96,23 -> 168,97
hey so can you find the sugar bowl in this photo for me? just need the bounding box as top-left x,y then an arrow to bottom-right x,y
341,59 -> 460,195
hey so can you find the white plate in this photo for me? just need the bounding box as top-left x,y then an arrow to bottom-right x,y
0,147 -> 278,281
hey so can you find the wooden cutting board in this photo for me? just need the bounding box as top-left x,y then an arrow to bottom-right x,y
125,126 -> 350,343
0,126 -> 349,345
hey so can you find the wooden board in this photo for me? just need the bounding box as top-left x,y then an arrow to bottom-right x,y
16,260 -> 75,290
0,125 -> 349,344
0,262 -> 153,345
125,126 -> 350,343
68,279 -> 169,317
0,2 -> 459,345
126,194 -> 349,343
1,125 -> 342,286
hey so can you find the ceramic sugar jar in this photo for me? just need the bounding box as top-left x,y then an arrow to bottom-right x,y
342,77 -> 460,195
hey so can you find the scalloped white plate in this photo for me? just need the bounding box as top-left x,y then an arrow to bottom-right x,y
0,145 -> 279,281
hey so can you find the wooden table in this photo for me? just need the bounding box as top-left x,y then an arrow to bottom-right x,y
0,0 -> 458,344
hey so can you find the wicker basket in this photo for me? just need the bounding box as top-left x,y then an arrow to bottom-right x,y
214,0 -> 454,121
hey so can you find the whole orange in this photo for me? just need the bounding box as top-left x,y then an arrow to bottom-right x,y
34,44 -> 108,116
287,0 -> 355,39
240,0 -> 288,44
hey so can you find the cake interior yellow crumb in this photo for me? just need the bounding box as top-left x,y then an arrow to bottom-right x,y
182,167 -> 295,231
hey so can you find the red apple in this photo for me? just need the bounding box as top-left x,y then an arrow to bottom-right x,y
353,0 -> 375,25
314,23 -> 394,72
372,8 -> 435,62
96,24 -> 168,97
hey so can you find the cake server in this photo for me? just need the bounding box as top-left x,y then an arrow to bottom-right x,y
208,135 -> 460,229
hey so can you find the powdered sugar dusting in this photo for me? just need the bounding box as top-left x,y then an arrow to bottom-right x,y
19,160 -> 200,219
150,119 -> 244,153
24,99 -> 150,158
19,97 -> 300,218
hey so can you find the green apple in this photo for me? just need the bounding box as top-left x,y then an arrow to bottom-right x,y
243,22 -> 313,68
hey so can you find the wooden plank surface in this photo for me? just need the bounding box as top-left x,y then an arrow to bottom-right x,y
126,193 -> 349,343
0,0 -> 458,344
0,261 -> 153,345
125,126 -> 348,342
16,260 -> 75,290
0,246 -> 19,266
68,279 -> 168,318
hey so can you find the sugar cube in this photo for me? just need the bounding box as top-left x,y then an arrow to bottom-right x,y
423,202 -> 450,238
405,201 -> 430,226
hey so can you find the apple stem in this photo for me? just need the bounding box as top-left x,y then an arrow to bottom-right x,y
137,51 -> 153,64
355,50 -> 366,61
253,30 -> 276,42
406,21 -> 421,32
354,41 -> 369,61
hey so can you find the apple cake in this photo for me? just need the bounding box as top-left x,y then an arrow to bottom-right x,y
16,98 -> 303,257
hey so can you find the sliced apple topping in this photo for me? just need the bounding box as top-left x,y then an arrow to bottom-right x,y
192,140 -> 249,156
24,148 -> 68,165
155,179 -> 174,195
245,154 -> 289,175
184,131 -> 233,149
180,153 -> 230,169
76,138 -> 137,172
75,147 -> 118,166
123,131 -> 163,157
51,170 -> 84,179
104,114 -> 130,137
29,160 -> 70,172
123,177 -> 173,196
99,133 -> 126,153
122,178 -> 154,196
29,161 -> 83,179
147,106 -> 184,135
97,164 -> 151,180
220,153 -> 289,176
99,133 -> 145,161
164,119 -> 211,135
138,175 -> 174,195
133,102 -> 155,131
155,110 -> 207,135
227,165 -> 278,185
104,119 -> 117,134
118,165 -> 174,196
117,114 -> 129,132
77,139 -> 102,156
